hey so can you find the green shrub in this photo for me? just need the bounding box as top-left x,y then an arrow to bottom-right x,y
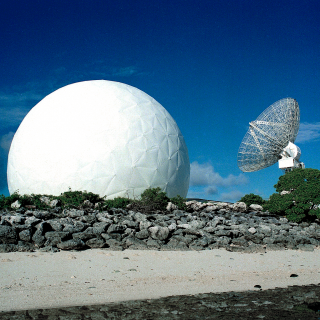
0,189 -> 106,210
263,168 -> 320,223
170,194 -> 187,210
0,187 -> 187,214
239,193 -> 265,206
140,187 -> 169,211
58,189 -> 104,208
130,187 -> 169,213
0,191 -> 24,209
103,197 -> 132,210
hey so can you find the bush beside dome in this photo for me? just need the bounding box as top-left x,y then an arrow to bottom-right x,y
7,80 -> 190,199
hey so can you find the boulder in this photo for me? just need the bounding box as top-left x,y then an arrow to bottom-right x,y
19,229 -> 32,242
249,204 -> 263,211
86,237 -> 105,248
125,237 -> 147,249
57,239 -> 86,250
232,202 -> 247,212
148,226 -> 169,240
135,229 -> 149,239
166,202 -> 178,211
44,231 -> 70,246
0,225 -> 17,244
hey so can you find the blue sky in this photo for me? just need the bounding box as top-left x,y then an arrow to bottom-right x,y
1,0 -> 320,202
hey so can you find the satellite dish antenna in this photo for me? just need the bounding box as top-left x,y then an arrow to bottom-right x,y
237,98 -> 305,172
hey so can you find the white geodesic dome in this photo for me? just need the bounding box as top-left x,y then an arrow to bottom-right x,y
7,80 -> 190,199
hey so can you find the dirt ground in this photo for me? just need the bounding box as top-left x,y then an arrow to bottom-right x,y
1,284 -> 320,319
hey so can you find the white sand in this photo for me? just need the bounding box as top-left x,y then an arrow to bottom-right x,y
1,248 -> 320,312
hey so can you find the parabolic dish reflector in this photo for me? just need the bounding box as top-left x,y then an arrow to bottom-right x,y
7,80 -> 190,199
237,98 -> 300,172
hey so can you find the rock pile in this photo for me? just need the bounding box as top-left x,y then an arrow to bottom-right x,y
0,200 -> 319,253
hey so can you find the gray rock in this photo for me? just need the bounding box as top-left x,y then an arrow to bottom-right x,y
65,209 -> 85,218
135,229 -> 149,239
190,237 -> 209,248
259,225 -> 272,236
7,215 -> 25,225
73,227 -> 101,241
0,244 -> 18,252
107,224 -> 126,234
19,229 -> 32,242
146,239 -> 162,249
231,238 -> 249,247
166,202 -> 178,211
109,233 -> 122,242
163,238 -> 189,250
248,227 -> 257,234
168,222 -> 177,232
121,220 -> 138,228
249,204 -> 263,211
32,222 -> 50,247
17,241 -> 36,252
232,202 -> 247,212
33,211 -> 53,219
215,229 -> 231,236
57,239 -> 86,250
212,236 -> 231,246
1,200 -> 320,253
148,226 -> 169,240
125,237 -> 147,249
96,212 -> 113,223
11,200 -> 21,209
172,234 -> 195,245
63,221 -> 87,233
86,237 -> 105,248
39,245 -> 60,252
40,196 -> 51,206
44,231 -> 70,246
82,200 -> 93,208
47,219 -> 64,231
25,216 -> 41,227
183,228 -> 201,236
139,220 -> 152,230
104,239 -> 123,250
0,225 -> 17,244
297,244 -> 314,251
81,215 -> 97,224
49,199 -> 60,208
133,212 -> 147,222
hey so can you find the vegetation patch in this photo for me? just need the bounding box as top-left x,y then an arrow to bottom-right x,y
263,168 -> 320,223
0,187 -> 187,213
239,193 -> 265,206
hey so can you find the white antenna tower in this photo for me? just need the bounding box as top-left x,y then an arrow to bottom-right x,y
237,98 -> 305,173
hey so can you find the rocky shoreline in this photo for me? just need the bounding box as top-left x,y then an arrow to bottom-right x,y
1,200 -> 319,253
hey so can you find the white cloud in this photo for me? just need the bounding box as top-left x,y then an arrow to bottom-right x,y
188,162 -> 248,202
296,122 -> 320,143
0,132 -> 14,152
220,190 -> 245,202
205,186 -> 218,195
190,161 -> 248,187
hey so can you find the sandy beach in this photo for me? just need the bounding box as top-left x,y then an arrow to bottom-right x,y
1,248 -> 320,312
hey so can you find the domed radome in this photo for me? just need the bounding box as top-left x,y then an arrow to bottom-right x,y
7,80 -> 190,199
